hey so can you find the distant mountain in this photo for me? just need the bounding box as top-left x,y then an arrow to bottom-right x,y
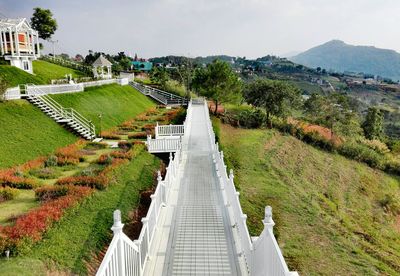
290,40 -> 400,81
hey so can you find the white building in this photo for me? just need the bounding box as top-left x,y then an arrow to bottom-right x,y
92,55 -> 112,79
0,18 -> 40,74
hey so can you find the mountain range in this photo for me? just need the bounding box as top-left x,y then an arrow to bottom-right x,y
290,40 -> 400,81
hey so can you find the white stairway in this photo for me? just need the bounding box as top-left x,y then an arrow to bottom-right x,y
26,85 -> 96,140
130,82 -> 188,106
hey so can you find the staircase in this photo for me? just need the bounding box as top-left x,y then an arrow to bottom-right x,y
26,84 -> 96,140
130,81 -> 188,106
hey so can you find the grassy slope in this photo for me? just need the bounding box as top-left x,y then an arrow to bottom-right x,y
0,60 -> 85,88
218,122 -> 400,275
32,60 -> 85,83
0,100 -> 77,169
50,84 -> 155,130
0,149 -> 160,275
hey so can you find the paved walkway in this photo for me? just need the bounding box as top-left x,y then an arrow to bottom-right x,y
144,104 -> 243,276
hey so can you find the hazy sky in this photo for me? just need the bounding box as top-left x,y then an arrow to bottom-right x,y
1,0 -> 399,58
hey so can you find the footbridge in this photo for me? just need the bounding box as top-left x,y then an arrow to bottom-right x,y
97,99 -> 299,276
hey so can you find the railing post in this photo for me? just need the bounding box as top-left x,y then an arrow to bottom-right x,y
111,210 -> 126,276
155,122 -> 159,139
263,206 -> 275,232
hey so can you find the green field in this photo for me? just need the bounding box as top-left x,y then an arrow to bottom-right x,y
32,60 -> 86,83
0,60 -> 85,88
50,84 -> 155,131
0,100 -> 77,169
0,149 -> 160,275
217,121 -> 400,275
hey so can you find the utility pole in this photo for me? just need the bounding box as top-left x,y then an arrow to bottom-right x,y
49,39 -> 58,59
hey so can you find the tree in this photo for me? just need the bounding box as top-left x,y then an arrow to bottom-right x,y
192,60 -> 242,114
30,8 -> 57,40
150,67 -> 169,88
362,107 -> 384,140
244,79 -> 301,127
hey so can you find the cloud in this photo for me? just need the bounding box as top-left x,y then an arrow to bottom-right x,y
1,0 -> 399,58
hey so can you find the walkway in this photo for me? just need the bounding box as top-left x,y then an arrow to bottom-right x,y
144,103 -> 244,275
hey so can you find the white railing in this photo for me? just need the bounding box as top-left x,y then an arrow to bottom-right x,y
2,86 -> 21,100
97,148 -> 183,276
155,122 -> 184,138
26,83 -> 84,95
81,79 -> 118,88
204,98 -> 298,276
130,82 -> 188,106
26,84 -> 96,139
146,135 -> 182,153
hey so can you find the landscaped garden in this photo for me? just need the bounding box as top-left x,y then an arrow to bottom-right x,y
0,104 -> 183,275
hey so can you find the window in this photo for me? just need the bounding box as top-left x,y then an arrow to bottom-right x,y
23,61 -> 29,71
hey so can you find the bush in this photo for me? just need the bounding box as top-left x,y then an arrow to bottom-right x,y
100,130 -> 121,140
0,172 -> 39,189
110,150 -> 133,160
29,167 -> 61,179
359,138 -> 390,154
379,193 -> 400,215
118,141 -> 133,150
337,142 -> 384,169
56,175 -> 109,190
237,109 -> 265,128
55,143 -> 84,166
45,155 -> 58,167
97,154 -> 114,165
0,186 -> 93,254
0,187 -> 19,202
35,186 -> 69,201
128,132 -> 147,139
170,108 -> 187,124
83,142 -> 108,150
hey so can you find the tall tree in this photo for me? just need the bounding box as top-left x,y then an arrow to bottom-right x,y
150,67 -> 169,88
30,8 -> 58,40
362,107 -> 384,140
244,79 -> 301,127
192,60 -> 242,114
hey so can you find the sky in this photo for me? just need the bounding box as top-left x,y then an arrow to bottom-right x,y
1,0 -> 399,59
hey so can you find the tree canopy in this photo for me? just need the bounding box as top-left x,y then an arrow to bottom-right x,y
30,7 -> 58,40
362,107 -> 384,140
244,78 -> 301,126
192,60 -> 242,114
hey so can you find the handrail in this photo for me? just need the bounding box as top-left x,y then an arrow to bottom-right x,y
130,82 -> 188,106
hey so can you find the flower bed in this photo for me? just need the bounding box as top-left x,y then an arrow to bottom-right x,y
0,186 -> 93,255
0,187 -> 19,202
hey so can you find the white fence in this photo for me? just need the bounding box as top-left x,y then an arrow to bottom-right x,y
155,122 -> 185,139
203,98 -> 298,276
146,135 -> 182,153
97,149 -> 183,276
2,86 -> 21,100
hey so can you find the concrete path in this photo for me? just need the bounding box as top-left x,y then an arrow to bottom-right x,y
144,104 -> 243,276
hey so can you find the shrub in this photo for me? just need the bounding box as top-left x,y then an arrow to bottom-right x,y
56,175 -> 109,190
136,114 -> 151,121
78,165 -> 104,177
100,130 -> 121,140
359,138 -> 390,154
118,141 -> 133,150
145,107 -> 158,116
84,142 -> 108,150
338,142 -> 384,169
35,186 -> 69,201
128,132 -> 147,139
45,155 -> 58,167
55,143 -> 84,166
0,187 -> 19,202
0,186 -> 93,254
97,154 -> 114,165
0,171 -> 39,189
170,108 -> 187,124
378,193 -> 400,215
110,150 -> 133,160
29,167 -> 61,179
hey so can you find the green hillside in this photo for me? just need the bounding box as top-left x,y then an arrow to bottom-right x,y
0,100 -> 77,169
50,84 -> 155,130
217,121 -> 400,275
32,60 -> 86,83
0,60 -> 86,88
291,40 -> 400,81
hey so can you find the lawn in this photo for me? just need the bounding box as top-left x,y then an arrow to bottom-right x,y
0,148 -> 160,275
0,190 -> 38,226
0,100 -> 77,169
0,60 -> 86,88
217,121 -> 400,275
32,60 -> 86,83
50,84 -> 156,131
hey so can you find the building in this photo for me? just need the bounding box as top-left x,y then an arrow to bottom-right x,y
92,55 -> 112,79
131,60 -> 153,71
0,18 -> 40,74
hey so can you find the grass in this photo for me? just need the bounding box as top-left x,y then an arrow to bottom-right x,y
217,121 -> 400,275
32,60 -> 86,83
0,190 -> 38,226
0,60 -> 85,88
50,84 -> 155,131
0,100 -> 77,169
0,149 -> 160,275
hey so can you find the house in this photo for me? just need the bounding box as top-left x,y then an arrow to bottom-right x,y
131,60 -> 153,71
0,18 -> 40,74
